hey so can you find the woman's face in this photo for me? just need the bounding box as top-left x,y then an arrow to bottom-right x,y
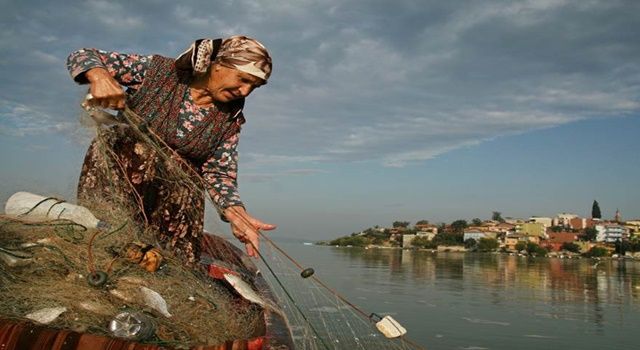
206,64 -> 265,102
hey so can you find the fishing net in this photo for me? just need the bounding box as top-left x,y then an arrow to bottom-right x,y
254,241 -> 422,350
0,107 -> 272,348
0,211 -> 264,348
1,107 -> 426,349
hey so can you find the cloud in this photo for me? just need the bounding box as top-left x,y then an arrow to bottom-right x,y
83,0 -> 143,30
240,168 -> 327,183
0,100 -> 75,137
33,50 -> 61,65
1,0 -> 638,170
242,153 -> 327,169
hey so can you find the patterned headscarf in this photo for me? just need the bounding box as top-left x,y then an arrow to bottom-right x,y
176,36 -> 272,81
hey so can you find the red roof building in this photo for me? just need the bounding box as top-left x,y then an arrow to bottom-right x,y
543,232 -> 579,251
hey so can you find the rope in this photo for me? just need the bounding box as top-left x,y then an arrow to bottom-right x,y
86,230 -> 102,274
98,220 -> 128,240
19,196 -> 59,216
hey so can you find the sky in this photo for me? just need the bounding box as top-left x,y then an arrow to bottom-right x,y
1,0 -> 639,240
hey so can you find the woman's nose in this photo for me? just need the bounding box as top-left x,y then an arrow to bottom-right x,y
239,84 -> 253,97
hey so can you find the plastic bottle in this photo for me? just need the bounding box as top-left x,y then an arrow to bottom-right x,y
109,310 -> 156,341
4,191 -> 108,229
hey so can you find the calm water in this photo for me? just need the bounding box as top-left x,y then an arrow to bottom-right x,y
275,242 -> 640,350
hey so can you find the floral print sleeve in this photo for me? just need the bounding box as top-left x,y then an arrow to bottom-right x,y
202,132 -> 244,211
66,48 -> 152,87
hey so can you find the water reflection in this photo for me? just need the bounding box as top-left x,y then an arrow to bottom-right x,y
333,248 -> 639,299
330,247 -> 640,331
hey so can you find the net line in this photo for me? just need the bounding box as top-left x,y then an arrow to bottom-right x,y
88,106 -> 425,349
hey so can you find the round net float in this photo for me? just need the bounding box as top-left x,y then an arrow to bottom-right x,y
87,271 -> 108,288
300,267 -> 314,279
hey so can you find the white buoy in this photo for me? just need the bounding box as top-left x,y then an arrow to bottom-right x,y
4,191 -> 108,229
373,315 -> 407,338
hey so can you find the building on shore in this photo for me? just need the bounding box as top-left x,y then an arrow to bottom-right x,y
504,234 -> 541,250
543,232 -> 580,251
553,213 -> 578,227
402,231 -> 437,248
463,230 -> 497,242
595,224 -> 628,243
624,220 -> 640,239
519,222 -> 547,239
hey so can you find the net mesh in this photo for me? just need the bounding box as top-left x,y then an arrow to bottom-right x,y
1,107 -> 425,349
256,241 -> 419,350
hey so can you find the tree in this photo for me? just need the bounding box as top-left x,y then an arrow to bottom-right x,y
393,221 -> 410,228
450,220 -> 468,234
471,218 -> 482,226
515,241 -> 527,252
416,220 -> 430,226
329,235 -> 368,247
561,242 -> 581,253
492,211 -> 505,223
433,232 -> 464,246
591,200 -> 601,219
464,238 -> 477,249
477,238 -> 499,252
584,246 -> 608,257
614,239 -> 631,255
526,242 -> 548,256
629,240 -> 640,252
411,236 -> 436,249
583,227 -> 598,242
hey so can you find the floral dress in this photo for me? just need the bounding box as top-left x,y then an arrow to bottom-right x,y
67,49 -> 246,264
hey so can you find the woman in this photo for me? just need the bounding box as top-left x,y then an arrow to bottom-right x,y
67,36 -> 275,264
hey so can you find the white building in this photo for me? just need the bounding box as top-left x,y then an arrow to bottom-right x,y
463,231 -> 497,241
595,224 -> 628,243
529,216 -> 553,228
553,213 -> 578,227
402,232 -> 437,248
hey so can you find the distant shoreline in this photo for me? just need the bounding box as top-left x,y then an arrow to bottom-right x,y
313,243 -> 640,260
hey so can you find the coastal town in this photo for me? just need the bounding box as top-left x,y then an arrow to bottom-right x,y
325,201 -> 640,258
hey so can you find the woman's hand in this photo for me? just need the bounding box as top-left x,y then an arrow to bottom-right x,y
224,206 -> 276,258
85,68 -> 126,110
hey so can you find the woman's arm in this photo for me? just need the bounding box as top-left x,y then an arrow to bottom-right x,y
202,133 -> 244,210
67,49 -> 152,109
67,48 -> 151,86
202,133 -> 276,257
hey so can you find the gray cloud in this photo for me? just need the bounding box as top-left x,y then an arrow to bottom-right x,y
1,0 -> 638,168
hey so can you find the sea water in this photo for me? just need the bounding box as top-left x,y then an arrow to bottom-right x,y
272,241 -> 639,350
